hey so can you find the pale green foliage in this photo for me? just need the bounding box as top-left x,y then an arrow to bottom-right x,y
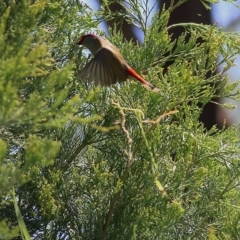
1,0 -> 240,239
0,0 -> 98,238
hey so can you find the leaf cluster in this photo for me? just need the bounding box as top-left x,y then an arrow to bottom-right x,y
1,0 -> 240,239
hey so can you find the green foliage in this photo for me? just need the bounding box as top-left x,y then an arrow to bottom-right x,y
1,0 -> 240,239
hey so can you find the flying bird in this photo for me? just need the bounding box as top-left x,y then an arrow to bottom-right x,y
77,33 -> 160,92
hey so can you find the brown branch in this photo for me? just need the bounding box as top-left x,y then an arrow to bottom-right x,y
102,102 -> 134,239
102,104 -> 178,238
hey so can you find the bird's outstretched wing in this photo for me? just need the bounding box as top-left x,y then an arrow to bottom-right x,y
79,47 -> 128,86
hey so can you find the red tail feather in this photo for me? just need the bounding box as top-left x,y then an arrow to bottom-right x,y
127,67 -> 153,88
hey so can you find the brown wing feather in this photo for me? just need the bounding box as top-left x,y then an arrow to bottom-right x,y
79,47 -> 128,86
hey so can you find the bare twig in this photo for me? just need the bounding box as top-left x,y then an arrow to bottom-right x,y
102,104 -> 178,238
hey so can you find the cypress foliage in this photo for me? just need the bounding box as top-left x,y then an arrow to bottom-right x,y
1,0 -> 240,239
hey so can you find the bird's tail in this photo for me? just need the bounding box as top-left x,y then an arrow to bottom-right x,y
127,67 -> 162,94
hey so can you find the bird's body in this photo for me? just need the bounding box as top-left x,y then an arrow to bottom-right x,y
77,33 -> 157,90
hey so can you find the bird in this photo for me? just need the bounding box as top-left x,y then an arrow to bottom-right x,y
77,33 -> 160,92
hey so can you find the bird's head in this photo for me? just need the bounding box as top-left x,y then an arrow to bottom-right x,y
77,34 -> 102,55
77,33 -> 97,45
